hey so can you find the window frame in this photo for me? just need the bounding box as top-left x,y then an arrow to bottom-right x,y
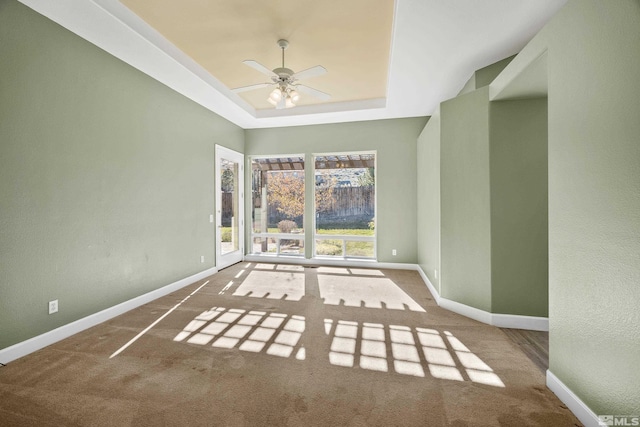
248,153 -> 306,258
312,150 -> 378,260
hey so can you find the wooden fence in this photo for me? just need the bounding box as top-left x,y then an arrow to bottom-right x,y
223,186 -> 375,226
318,186 -> 375,219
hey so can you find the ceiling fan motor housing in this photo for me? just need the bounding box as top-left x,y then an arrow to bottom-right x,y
277,39 -> 289,50
273,67 -> 294,80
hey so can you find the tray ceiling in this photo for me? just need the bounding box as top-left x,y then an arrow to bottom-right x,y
17,0 -> 568,128
121,0 -> 394,110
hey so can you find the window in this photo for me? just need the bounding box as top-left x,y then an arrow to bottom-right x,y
250,156 -> 305,256
314,153 -> 376,259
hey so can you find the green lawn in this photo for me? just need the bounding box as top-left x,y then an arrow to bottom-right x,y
250,228 -> 373,236
315,229 -> 374,256
315,228 -> 374,236
224,227 -> 375,257
225,227 -> 373,237
314,239 -> 374,257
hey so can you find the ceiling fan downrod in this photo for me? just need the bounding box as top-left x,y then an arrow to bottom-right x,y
278,39 -> 288,68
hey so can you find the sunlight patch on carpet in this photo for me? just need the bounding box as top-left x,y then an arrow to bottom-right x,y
318,275 -> 426,312
232,271 -> 305,301
174,307 -> 306,362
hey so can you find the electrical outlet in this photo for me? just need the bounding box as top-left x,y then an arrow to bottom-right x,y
392,249 -> 397,256
200,255 -> 205,263
48,300 -> 58,315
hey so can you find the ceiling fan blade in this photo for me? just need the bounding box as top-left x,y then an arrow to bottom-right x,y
291,65 -> 327,81
231,82 -> 272,93
295,84 -> 331,101
243,60 -> 277,77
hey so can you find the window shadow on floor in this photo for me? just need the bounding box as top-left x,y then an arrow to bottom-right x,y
161,262 -> 505,388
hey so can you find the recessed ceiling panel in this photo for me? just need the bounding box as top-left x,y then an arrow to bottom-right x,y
120,0 -> 394,109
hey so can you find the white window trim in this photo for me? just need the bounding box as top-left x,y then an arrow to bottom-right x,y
248,154 -> 306,258
311,150 -> 377,261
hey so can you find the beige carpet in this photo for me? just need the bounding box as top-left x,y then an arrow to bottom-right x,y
0,263 -> 581,426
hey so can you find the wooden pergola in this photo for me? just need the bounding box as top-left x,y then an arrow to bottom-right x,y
251,154 -> 375,172
315,154 -> 375,170
252,157 -> 305,172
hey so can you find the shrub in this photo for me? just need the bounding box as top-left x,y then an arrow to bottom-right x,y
277,220 -> 297,233
316,240 -> 343,256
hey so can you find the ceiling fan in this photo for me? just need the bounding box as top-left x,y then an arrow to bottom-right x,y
232,39 -> 330,109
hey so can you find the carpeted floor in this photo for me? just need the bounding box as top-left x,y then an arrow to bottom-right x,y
0,263 -> 581,426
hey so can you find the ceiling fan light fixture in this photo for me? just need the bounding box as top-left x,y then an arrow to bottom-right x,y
289,90 -> 300,103
269,88 -> 283,102
285,96 -> 296,108
267,97 -> 278,106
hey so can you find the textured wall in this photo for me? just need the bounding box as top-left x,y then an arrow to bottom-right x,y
440,88 -> 492,311
431,89 -> 548,318
545,0 -> 640,415
0,0 -> 244,350
489,98 -> 548,317
416,113 -> 440,293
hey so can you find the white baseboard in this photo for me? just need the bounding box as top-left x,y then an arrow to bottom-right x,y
0,267 -> 217,365
492,313 -> 549,331
243,255 -> 412,270
415,265 -> 549,331
415,265 -> 441,305
439,296 -> 493,325
244,260 -> 549,331
547,370 -> 601,427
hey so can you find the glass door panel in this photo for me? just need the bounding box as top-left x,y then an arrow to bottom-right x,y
220,157 -> 239,255
216,146 -> 244,269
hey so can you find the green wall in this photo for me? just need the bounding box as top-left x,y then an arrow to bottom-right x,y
416,113 -> 440,292
490,98 -> 548,317
428,0 -> 640,415
0,0 -> 244,350
458,55 -> 515,96
245,117 -> 428,264
543,0 -> 640,415
440,87 -> 493,311
475,56 -> 515,89
425,89 -> 548,317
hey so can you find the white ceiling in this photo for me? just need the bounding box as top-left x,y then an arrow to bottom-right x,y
19,0 -> 567,129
